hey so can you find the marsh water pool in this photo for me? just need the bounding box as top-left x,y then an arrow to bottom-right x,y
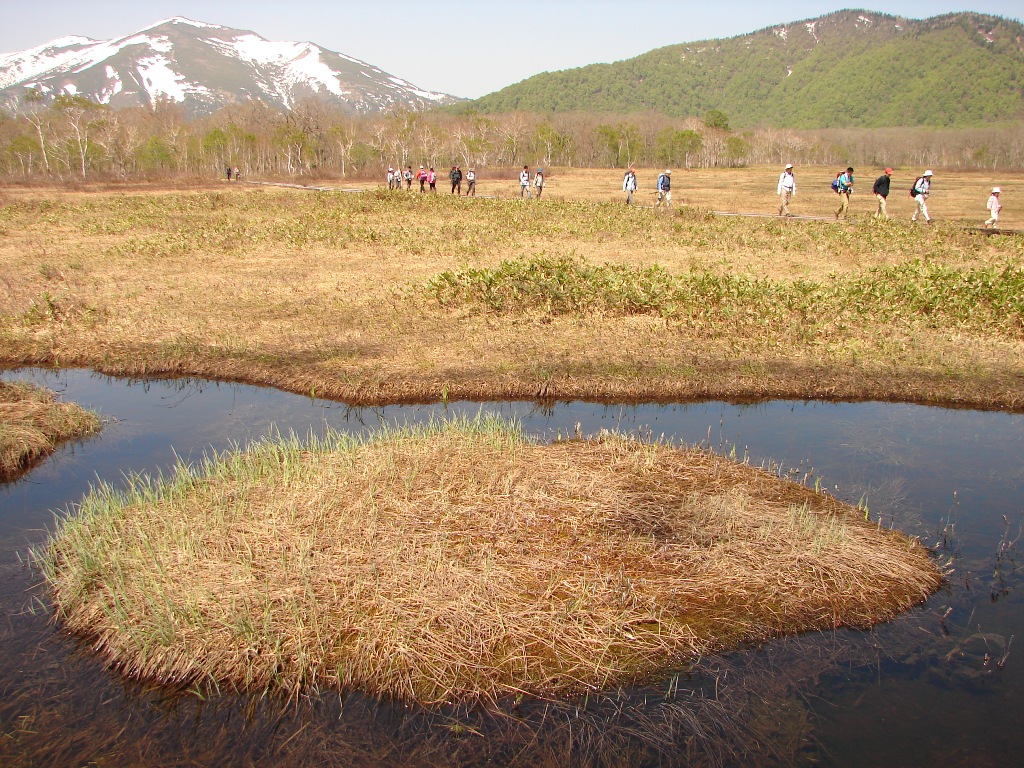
1,368 -> 1022,767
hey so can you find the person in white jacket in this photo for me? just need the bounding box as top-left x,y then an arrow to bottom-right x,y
622,167 -> 637,204
985,187 -> 1002,228
911,170 -> 933,224
777,164 -> 796,216
519,166 -> 531,199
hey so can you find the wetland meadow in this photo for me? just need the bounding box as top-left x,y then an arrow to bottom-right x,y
2,166 -> 1023,766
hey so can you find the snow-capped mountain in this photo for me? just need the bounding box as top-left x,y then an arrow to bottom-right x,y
0,17 -> 461,116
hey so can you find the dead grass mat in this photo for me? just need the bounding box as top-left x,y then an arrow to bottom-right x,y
0,381 -> 100,479
41,422 -> 942,705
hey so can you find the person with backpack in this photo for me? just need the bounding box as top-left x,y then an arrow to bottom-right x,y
427,167 -> 437,193
450,165 -> 463,195
985,187 -> 1002,228
466,168 -> 477,197
417,166 -> 427,192
404,166 -> 413,190
872,167 -> 893,220
519,166 -> 531,199
623,167 -> 638,205
834,167 -> 854,219
656,169 -> 672,208
534,168 -> 545,198
777,163 -> 796,216
910,170 -> 933,224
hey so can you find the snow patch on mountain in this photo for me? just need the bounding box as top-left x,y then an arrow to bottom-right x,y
0,16 -> 461,115
136,54 -> 203,102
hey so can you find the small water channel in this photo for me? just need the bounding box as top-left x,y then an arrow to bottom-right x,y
1,368 -> 1022,767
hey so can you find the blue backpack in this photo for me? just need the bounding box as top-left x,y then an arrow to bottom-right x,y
830,176 -> 842,193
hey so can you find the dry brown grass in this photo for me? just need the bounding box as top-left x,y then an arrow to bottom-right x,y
0,380 -> 100,478
1,168 -> 1022,410
38,417 -> 941,706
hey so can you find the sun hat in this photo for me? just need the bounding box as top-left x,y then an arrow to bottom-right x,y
785,163 -> 793,169
885,167 -> 893,174
924,170 -> 933,176
665,169 -> 672,174
993,187 -> 1001,193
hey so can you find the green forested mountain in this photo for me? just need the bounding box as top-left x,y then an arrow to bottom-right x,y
463,10 -> 1024,128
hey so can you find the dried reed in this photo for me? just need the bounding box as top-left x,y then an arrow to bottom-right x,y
0,380 -> 100,479
37,414 -> 942,706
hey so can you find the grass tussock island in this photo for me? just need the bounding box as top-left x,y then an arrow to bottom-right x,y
0,380 -> 100,479
38,416 -> 942,706
1,168 -> 1023,410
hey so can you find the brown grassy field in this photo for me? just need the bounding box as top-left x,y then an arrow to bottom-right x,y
0,380 -> 100,479
1,165 -> 1022,410
37,416 -> 941,705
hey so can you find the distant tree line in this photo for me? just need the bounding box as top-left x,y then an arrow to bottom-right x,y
2,92 -> 1023,181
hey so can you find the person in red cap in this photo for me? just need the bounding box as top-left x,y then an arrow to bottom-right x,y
872,167 -> 893,220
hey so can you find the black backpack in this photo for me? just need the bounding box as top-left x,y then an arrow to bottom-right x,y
910,178 -> 922,197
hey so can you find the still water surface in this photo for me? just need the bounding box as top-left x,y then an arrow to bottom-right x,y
1,369 -> 1022,767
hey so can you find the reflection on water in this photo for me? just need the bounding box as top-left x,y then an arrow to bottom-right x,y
1,369 -> 1022,767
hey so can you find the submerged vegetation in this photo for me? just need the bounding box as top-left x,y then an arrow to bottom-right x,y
0,380 -> 100,479
37,415 -> 941,705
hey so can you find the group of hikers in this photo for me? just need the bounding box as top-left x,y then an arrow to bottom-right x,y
518,166 -> 546,198
778,164 -> 1004,227
621,167 -> 673,207
387,165 -> 479,196
372,163 -> 1006,226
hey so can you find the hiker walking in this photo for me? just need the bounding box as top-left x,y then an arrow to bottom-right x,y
656,169 -> 672,208
417,166 -> 427,192
834,167 -> 854,219
777,164 -> 796,216
534,168 -> 545,198
910,170 -> 933,224
225,166 -> 232,181
985,187 -> 1002,228
428,167 -> 437,193
466,168 -> 477,196
404,166 -> 413,190
519,165 -> 531,198
623,167 -> 637,204
872,167 -> 893,220
450,165 -> 463,195
233,167 -> 240,181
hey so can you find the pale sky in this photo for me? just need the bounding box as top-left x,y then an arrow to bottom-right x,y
1,1 -> 1021,98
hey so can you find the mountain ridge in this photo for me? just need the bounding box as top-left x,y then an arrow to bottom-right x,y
0,17 -> 461,117
461,9 -> 1024,129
